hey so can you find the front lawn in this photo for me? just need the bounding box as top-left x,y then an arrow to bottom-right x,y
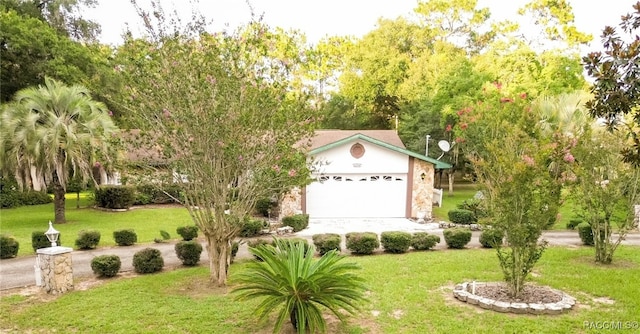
0,193 -> 192,256
1,246 -> 638,333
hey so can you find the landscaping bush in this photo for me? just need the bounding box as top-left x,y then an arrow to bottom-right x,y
175,241 -> 203,266
132,248 -> 164,274
90,255 -> 121,277
255,197 -> 277,217
239,218 -> 265,238
567,219 -> 582,230
457,198 -> 486,219
94,185 -> 135,209
281,214 -> 309,232
231,241 -> 240,262
176,225 -> 199,241
410,232 -> 440,251
75,230 -> 101,250
113,229 -> 137,246
345,232 -> 379,255
154,230 -> 171,243
32,230 -> 62,251
312,233 -> 341,255
248,239 -> 274,261
0,234 -> 19,259
19,191 -> 53,206
447,209 -> 476,225
380,231 -> 412,254
281,238 -> 311,254
578,223 -> 594,246
1,177 -> 52,208
443,228 -> 472,249
134,184 -> 182,205
479,228 -> 504,248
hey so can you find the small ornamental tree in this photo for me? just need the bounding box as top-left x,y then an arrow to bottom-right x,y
457,87 -> 568,298
119,3 -> 316,286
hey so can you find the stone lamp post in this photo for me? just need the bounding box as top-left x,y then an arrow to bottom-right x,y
36,221 -> 74,294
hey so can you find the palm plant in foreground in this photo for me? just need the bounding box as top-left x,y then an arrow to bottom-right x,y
232,238 -> 367,334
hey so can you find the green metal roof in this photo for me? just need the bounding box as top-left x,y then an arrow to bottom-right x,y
309,133 -> 453,169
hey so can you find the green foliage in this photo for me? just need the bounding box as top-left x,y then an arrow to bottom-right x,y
380,231 -> 412,254
443,228 -> 472,249
90,255 -> 121,278
175,241 -> 203,266
247,239 -> 274,260
132,248 -> 164,274
74,230 -> 101,250
113,229 -> 137,246
255,198 -> 277,217
133,184 -> 182,205
31,230 -> 62,251
0,234 -> 19,259
312,233 -> 341,255
577,223 -> 594,246
233,238 -> 367,334
1,177 -> 52,208
410,232 -> 440,251
231,241 -> 239,261
479,228 -> 504,248
566,219 -> 582,230
447,208 -> 476,225
456,198 -> 486,219
160,230 -> 171,240
239,218 -> 265,238
345,232 -> 380,255
94,186 -> 135,210
281,214 -> 309,232
176,225 -> 199,241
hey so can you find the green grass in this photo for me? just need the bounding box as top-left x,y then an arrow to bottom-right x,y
1,246 -> 638,333
0,192 -> 193,256
432,183 -> 479,221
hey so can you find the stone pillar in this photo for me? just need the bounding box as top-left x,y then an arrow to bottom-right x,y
37,246 -> 74,294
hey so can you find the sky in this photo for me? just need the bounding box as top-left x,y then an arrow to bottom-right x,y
85,0 -> 638,52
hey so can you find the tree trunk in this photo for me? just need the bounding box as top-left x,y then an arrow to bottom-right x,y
53,179 -> 66,223
205,233 -> 232,286
448,171 -> 455,196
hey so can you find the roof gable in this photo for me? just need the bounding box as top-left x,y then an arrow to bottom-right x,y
309,133 -> 452,169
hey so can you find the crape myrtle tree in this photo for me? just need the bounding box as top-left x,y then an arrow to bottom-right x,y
456,85 -> 569,298
119,3 -> 315,286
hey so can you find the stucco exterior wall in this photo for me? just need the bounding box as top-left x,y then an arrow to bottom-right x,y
311,140 -> 408,175
411,158 -> 435,219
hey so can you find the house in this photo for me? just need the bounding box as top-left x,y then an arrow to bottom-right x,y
279,130 -> 452,220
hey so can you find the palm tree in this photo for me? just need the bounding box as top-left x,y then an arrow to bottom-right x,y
232,238 -> 367,334
0,77 -> 117,223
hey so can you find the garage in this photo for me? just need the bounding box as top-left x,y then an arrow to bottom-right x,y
305,173 -> 407,218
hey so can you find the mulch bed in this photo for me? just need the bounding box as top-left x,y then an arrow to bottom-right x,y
474,283 -> 564,304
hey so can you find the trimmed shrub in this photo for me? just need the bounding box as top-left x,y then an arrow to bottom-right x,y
312,233 -> 341,255
176,225 -> 199,241
345,232 -> 379,255
479,228 -> 504,248
443,228 -> 472,249
91,255 -> 121,277
94,185 -> 135,209
410,232 -> 440,251
132,248 -> 164,274
32,231 -> 62,251
380,231 -> 412,254
457,198 -> 486,219
175,241 -> 203,266
0,234 -> 19,259
578,223 -> 594,246
113,229 -> 137,246
248,239 -> 274,261
239,218 -> 265,238
281,214 -> 309,232
75,230 -> 101,250
134,184 -> 181,205
447,209 -> 476,225
567,219 -> 582,230
256,197 -> 277,217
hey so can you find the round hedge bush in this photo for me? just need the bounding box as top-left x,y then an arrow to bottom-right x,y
443,228 -> 472,249
113,229 -> 137,246
447,209 -> 477,225
32,230 -> 62,251
410,232 -> 440,251
91,255 -> 121,277
175,241 -> 203,266
312,233 -> 341,255
176,225 -> 199,241
578,223 -> 594,246
75,230 -> 101,250
345,232 -> 379,255
0,234 -> 19,259
380,231 -> 412,254
281,214 -> 309,232
132,248 -> 164,274
239,219 -> 265,238
479,228 -> 504,248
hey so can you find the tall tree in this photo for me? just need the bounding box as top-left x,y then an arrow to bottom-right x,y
120,2 -> 315,285
518,0 -> 592,50
0,77 -> 117,223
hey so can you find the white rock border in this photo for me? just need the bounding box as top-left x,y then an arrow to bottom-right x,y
453,282 -> 575,314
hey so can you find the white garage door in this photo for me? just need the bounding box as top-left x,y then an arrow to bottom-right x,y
306,174 -> 407,218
